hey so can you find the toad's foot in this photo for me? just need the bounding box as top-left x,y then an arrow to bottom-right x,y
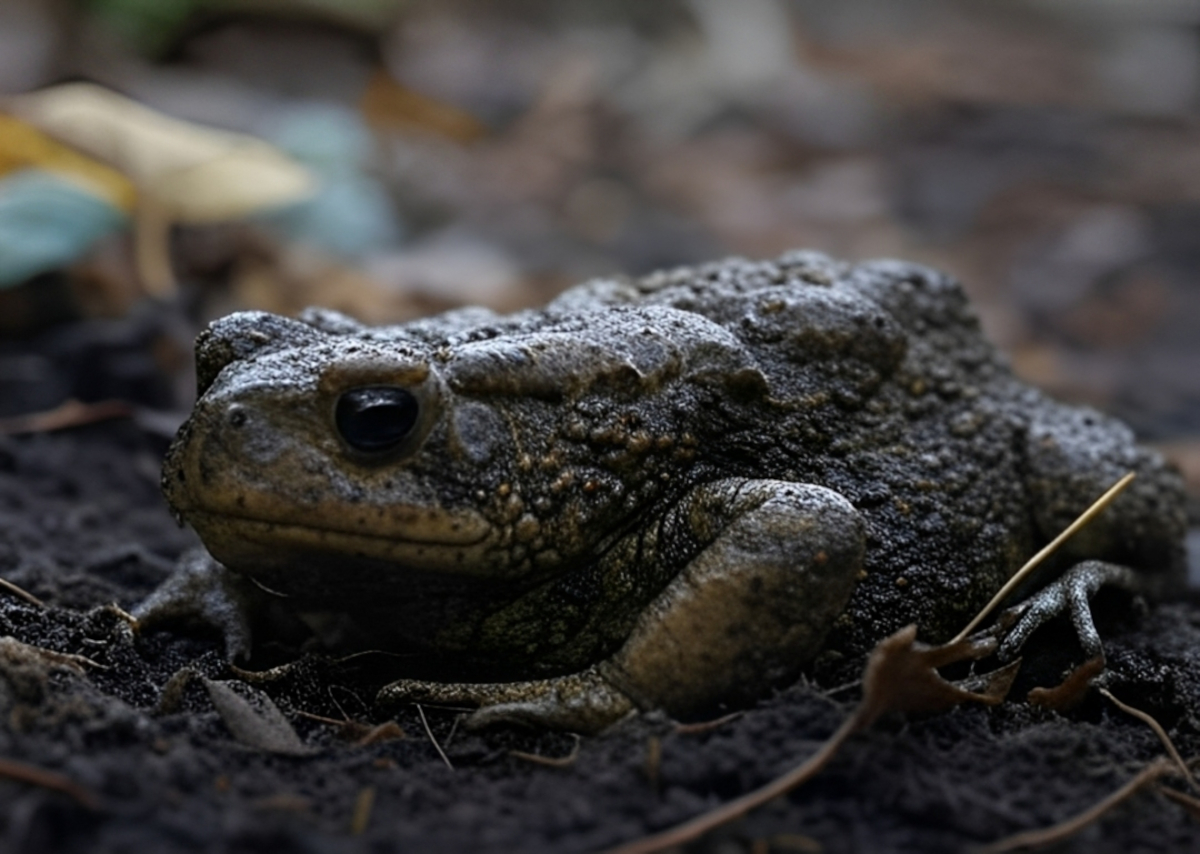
376,665 -> 635,733
996,560 -> 1136,664
132,549 -> 259,661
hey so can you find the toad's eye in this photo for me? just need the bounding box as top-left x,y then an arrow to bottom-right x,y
336,387 -> 420,453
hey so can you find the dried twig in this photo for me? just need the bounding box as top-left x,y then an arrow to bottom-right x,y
0,577 -> 45,608
416,704 -> 453,771
979,758 -> 1173,853
511,734 -> 582,768
0,637 -> 104,671
1100,688 -> 1197,792
0,757 -> 100,809
952,472 -> 1135,643
1159,785 -> 1200,820
0,398 -> 134,435
674,711 -> 744,735
606,714 -> 857,854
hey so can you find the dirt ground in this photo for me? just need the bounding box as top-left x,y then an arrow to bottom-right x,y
1,414 -> 1199,853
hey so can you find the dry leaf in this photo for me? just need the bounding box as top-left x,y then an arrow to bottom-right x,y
200,676 -> 313,756
1027,656 -> 1106,712
855,625 -> 1017,727
0,113 -> 135,211
11,83 -> 315,223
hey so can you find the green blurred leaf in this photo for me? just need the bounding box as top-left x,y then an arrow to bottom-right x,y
0,169 -> 127,288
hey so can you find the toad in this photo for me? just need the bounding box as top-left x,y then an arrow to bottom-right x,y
137,251 -> 1187,732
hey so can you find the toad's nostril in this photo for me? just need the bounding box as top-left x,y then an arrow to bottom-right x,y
227,404 -> 248,429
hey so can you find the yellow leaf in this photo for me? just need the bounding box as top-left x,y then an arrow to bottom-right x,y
0,113 -> 136,212
10,83 -> 316,222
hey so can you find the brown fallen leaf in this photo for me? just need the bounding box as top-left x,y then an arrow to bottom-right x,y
602,624 -> 1015,854
1027,656 -> 1106,712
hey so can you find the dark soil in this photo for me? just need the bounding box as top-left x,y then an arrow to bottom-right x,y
2,417 -> 1200,854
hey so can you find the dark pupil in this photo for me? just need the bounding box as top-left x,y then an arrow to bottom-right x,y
336,387 -> 419,452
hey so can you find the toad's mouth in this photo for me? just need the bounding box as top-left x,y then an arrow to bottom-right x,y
184,509 -> 503,577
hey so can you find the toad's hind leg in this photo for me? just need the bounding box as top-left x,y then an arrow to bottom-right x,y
602,480 -> 865,720
379,480 -> 865,733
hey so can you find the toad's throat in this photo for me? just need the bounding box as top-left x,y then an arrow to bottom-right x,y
184,509 -> 503,576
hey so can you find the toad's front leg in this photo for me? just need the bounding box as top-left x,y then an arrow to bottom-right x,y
379,479 -> 865,732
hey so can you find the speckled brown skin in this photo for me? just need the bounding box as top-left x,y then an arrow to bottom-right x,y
139,250 -> 1187,731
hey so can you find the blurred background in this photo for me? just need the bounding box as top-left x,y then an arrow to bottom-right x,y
1,0 -> 1198,496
